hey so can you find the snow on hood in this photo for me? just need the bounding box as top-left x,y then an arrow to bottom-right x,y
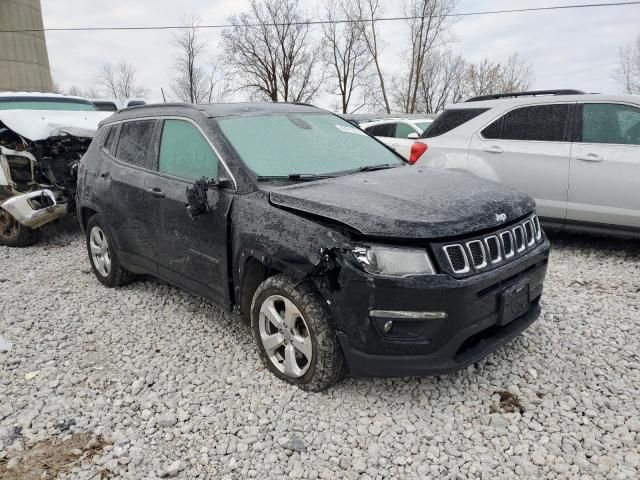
268,167 -> 536,239
0,110 -> 113,141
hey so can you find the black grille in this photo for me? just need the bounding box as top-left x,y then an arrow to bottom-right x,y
524,221 -> 534,244
445,245 -> 467,272
514,227 -> 524,250
468,241 -> 485,267
486,237 -> 500,262
440,215 -> 542,276
501,232 -> 513,256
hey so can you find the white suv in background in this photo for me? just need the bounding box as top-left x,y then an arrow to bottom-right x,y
362,118 -> 434,160
412,90 -> 640,238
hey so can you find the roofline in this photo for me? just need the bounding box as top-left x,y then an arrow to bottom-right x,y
466,89 -> 586,103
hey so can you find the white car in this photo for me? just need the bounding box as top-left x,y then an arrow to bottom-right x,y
0,92 -> 112,246
361,118 -> 434,160
411,90 -> 640,238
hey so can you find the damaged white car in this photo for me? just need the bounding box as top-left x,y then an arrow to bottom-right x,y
0,93 -> 112,247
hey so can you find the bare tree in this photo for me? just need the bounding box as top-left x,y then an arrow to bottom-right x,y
355,0 -> 391,113
466,54 -> 533,97
465,58 -> 504,97
96,60 -> 148,100
499,53 -> 534,92
614,35 -> 640,94
222,0 -> 321,102
171,19 -> 209,103
67,85 -> 100,98
399,0 -> 458,113
417,50 -> 467,113
320,0 -> 372,113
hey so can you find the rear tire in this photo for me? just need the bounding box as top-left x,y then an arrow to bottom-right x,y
0,209 -> 41,247
86,214 -> 135,287
251,274 -> 346,391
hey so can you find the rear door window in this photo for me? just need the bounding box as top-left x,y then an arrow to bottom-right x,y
114,120 -> 156,169
422,108 -> 489,138
158,119 -> 219,180
366,123 -> 396,137
103,125 -> 118,154
484,104 -> 569,142
580,103 -> 640,145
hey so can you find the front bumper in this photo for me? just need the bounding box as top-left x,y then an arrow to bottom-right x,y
0,190 -> 67,229
329,238 -> 550,377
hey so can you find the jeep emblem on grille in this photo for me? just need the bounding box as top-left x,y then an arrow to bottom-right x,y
495,213 -> 507,223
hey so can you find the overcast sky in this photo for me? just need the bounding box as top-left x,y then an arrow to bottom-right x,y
41,0 -> 640,109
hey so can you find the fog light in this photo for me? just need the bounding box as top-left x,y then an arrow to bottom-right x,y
383,321 -> 394,333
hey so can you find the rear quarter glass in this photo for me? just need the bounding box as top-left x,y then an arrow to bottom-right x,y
422,108 -> 490,138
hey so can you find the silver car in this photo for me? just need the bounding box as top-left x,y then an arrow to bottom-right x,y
413,90 -> 640,238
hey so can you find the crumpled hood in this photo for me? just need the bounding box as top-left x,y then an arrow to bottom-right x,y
0,110 -> 112,141
268,167 -> 535,240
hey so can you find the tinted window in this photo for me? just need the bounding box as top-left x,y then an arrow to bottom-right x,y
395,123 -> 416,138
500,104 -> 569,142
159,120 -> 219,180
103,125 -> 118,154
94,102 -> 118,112
366,123 -> 396,137
422,108 -> 489,138
115,120 -> 156,169
581,103 -> 640,145
218,113 -> 402,177
481,118 -> 502,139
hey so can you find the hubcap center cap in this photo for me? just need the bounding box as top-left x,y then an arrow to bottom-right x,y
282,329 -> 293,343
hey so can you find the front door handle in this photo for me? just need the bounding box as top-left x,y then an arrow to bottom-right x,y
483,145 -> 504,154
576,153 -> 603,162
146,187 -> 166,199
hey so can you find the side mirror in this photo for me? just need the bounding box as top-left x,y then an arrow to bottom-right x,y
407,132 -> 420,140
186,178 -> 211,218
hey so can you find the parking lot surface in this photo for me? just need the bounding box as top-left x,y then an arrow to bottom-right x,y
1,220 -> 639,479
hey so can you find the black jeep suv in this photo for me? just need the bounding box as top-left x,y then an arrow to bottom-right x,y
77,103 -> 550,390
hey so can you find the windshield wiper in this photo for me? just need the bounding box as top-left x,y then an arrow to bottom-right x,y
256,173 -> 335,182
357,163 -> 402,172
334,163 -> 403,176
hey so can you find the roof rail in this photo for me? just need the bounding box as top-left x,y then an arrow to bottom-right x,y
465,89 -> 586,102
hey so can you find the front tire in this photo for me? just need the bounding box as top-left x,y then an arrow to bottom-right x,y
251,274 -> 346,391
85,214 -> 134,287
0,209 -> 41,247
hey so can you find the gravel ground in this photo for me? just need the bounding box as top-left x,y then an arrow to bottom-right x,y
1,219 -> 639,479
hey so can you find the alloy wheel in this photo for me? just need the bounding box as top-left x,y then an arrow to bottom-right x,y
258,295 -> 313,378
89,226 -> 112,277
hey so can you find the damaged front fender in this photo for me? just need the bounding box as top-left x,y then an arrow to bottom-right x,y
1,189 -> 67,229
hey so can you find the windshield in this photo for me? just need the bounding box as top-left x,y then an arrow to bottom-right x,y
217,113 -> 403,177
0,97 -> 98,112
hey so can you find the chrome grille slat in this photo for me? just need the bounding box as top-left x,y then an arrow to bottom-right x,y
500,231 -> 515,258
484,236 -> 502,263
513,226 -> 525,252
442,214 -> 543,275
466,240 -> 487,269
443,244 -> 470,274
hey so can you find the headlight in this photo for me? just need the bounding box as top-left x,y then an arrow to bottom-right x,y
352,245 -> 436,277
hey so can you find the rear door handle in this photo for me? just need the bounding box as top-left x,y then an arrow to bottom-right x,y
146,187 -> 166,199
576,153 -> 603,162
483,145 -> 504,154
